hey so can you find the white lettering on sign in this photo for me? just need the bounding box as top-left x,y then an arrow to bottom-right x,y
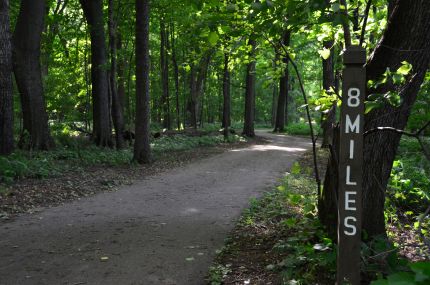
349,139 -> 355,159
344,216 -> 357,236
346,165 -> 357,185
345,115 -> 360,133
342,87 -> 362,237
347,88 -> 360,107
345,191 -> 357,210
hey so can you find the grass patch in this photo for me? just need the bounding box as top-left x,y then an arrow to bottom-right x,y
284,122 -> 321,136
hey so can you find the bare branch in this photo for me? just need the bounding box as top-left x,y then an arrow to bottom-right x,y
359,0 -> 373,47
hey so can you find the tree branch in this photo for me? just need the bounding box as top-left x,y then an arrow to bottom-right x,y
359,0 -> 372,47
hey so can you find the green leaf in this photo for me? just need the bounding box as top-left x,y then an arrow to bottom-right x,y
365,101 -> 383,114
318,48 -> 331,60
397,61 -> 413,76
410,262 -> 430,282
291,162 -> 301,174
208,31 -> 219,46
386,272 -> 415,284
332,3 -> 340,12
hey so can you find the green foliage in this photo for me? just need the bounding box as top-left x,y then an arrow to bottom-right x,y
371,262 -> 430,285
284,122 -> 321,136
385,138 -> 430,235
236,166 -> 335,284
207,264 -> 232,285
0,133 -> 239,183
366,62 -> 413,114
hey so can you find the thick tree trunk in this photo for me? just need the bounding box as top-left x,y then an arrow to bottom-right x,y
321,40 -> 336,148
243,38 -> 256,137
134,0 -> 151,163
170,23 -> 180,130
0,0 -> 13,155
320,0 -> 430,238
13,0 -> 54,150
80,0 -> 112,147
274,30 -> 290,132
222,53 -> 231,139
361,0 -> 430,237
108,0 -> 125,149
160,18 -> 170,129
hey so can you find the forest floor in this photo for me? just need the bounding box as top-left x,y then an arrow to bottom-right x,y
0,130 -> 312,285
0,134 -> 261,221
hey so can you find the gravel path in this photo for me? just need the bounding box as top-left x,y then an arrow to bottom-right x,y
0,131 -> 312,285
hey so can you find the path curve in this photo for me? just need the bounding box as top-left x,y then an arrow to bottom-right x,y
0,131 -> 312,285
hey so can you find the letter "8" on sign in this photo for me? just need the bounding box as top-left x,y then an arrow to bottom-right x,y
347,88 -> 360,107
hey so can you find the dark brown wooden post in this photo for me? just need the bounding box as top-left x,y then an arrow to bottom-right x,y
337,45 -> 366,285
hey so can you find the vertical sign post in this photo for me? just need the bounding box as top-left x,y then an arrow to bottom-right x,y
337,45 -> 366,285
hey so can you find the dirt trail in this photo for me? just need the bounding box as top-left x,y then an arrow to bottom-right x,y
0,131 -> 312,285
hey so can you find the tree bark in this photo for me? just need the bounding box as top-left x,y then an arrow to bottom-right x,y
274,30 -> 290,132
0,0 -> 13,155
243,38 -> 256,137
189,53 -> 211,128
222,53 -> 231,139
108,0 -> 125,150
13,0 -> 54,150
117,33 -> 126,129
361,0 -> 430,237
160,18 -> 170,129
321,40 -> 336,148
134,0 -> 151,164
320,0 -> 430,238
170,23 -> 180,130
318,126 -> 340,239
80,0 -> 112,147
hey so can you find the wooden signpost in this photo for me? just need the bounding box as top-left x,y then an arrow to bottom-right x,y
337,45 -> 366,285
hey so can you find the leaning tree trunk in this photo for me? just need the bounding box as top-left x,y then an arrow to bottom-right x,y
0,0 -> 13,155
222,53 -> 231,140
80,0 -> 112,147
243,38 -> 256,137
108,0 -> 125,150
274,30 -> 290,132
320,0 -> 430,238
134,0 -> 151,164
321,40 -> 336,148
13,0 -> 54,150
361,0 -> 430,237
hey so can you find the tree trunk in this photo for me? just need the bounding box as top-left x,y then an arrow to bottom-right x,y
108,0 -> 125,150
80,0 -> 112,147
274,30 -> 290,132
0,0 -> 13,155
318,126 -> 340,239
170,23 -> 180,130
243,38 -> 256,137
320,0 -> 430,238
222,53 -> 231,139
189,53 -> 211,129
13,0 -> 54,150
361,0 -> 430,237
160,18 -> 170,129
134,0 -> 151,164
321,40 -> 336,148
117,33 -> 126,129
